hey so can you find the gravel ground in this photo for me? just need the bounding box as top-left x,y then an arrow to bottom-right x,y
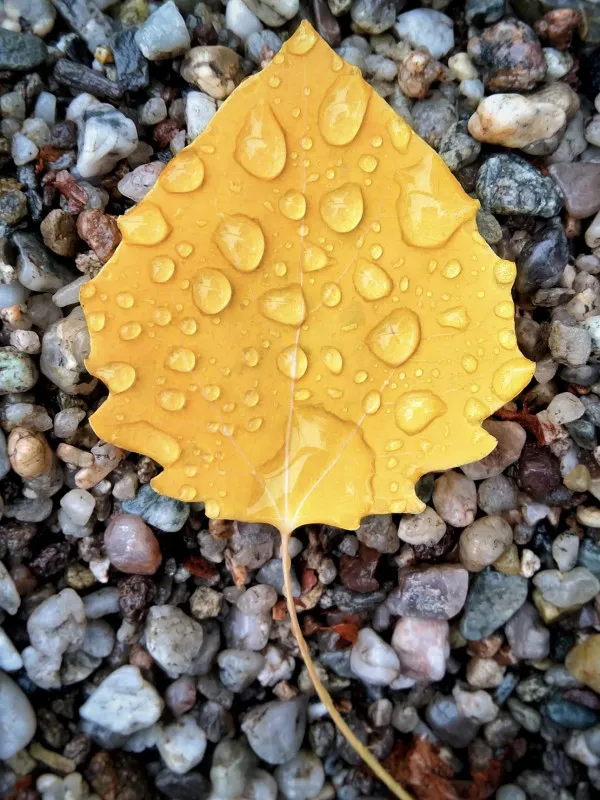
2,0 -> 600,798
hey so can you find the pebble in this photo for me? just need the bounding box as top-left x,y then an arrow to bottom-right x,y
459,516 -> 513,571
241,697 -> 307,765
80,665 -> 164,735
533,567 -> 600,608
476,154 -> 563,217
22,645 -> 61,689
549,163 -> 600,218
218,649 -> 265,692
117,162 -> 164,202
76,103 -> 138,179
549,320 -> 592,366
112,28 -> 149,92
453,685 -> 498,724
83,587 -> 119,618
14,231 -> 76,293
387,565 -> 469,620
505,602 -> 550,660
190,586 -> 223,619
460,568 -> 528,640
226,0 -> 263,40
465,0 -> 504,25
432,470 -> 477,526
104,513 -> 162,575
53,59 -> 124,103
438,120 -> 481,172
224,607 -> 271,650
145,605 -> 204,678
242,0 -> 298,26
122,484 -> 189,532
0,670 -> 37,759
545,698 -> 598,729
185,91 -> 217,140
157,714 -> 207,774
566,636 -> 600,693
82,619 -> 114,658
478,475 -> 518,515
180,46 -> 240,100
394,9 -> 454,59
0,627 -> 23,671
468,93 -> 566,151
275,751 -> 325,800
552,532 -> 580,572
391,617 -> 449,682
0,28 -> 47,70
350,627 -> 400,685
468,19 -> 547,91
519,443 -> 562,501
236,584 -> 278,615
40,209 -> 79,257
397,506 -> 446,546
355,513 -> 398,553
27,587 -> 86,655
547,392 -> 585,425
426,694 -> 479,748
40,308 -> 97,395
578,539 -> 600,577
461,420 -> 526,479
134,1 -> 190,61
210,739 -> 257,799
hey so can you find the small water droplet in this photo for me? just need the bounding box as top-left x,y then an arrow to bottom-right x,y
180,318 -> 197,335
165,347 -> 196,373
318,73 -> 370,145
184,465 -> 197,478
222,402 -> 236,413
176,242 -> 193,258
492,358 -> 535,401
159,389 -> 186,411
179,485 -> 196,502
300,137 -> 312,150
386,439 -> 404,451
214,215 -> 265,272
119,321 -> 141,340
119,203 -> 170,245
243,390 -> 260,407
353,258 -> 392,301
327,387 -> 343,399
321,347 -> 343,375
363,390 -> 381,415
387,117 -> 411,153
202,384 -> 221,402
395,390 -> 447,435
321,282 -> 341,307
193,268 -> 232,315
494,260 -> 516,285
370,244 -> 383,260
295,388 -> 311,401
279,189 -> 306,220
461,354 -> 478,373
243,347 -> 260,367
354,371 -> 368,384
246,417 -> 263,432
277,344 -> 308,379
464,397 -> 488,423
88,312 -> 105,332
325,168 -> 336,179
358,154 -> 378,173
269,75 -> 281,87
97,362 -> 136,394
259,284 -> 306,326
320,182 -> 363,233
154,307 -> 172,326
442,259 -> 462,279
498,329 -> 516,349
371,135 -> 383,147
204,499 -> 220,518
116,292 -> 134,309
161,149 -> 205,193
436,306 -> 470,331
80,283 -> 96,299
292,107 -> 301,118
302,243 -> 328,272
274,262 -> 287,277
287,23 -> 317,54
494,301 -> 514,319
235,101 -> 286,180
151,256 -> 175,283
387,456 -> 398,469
366,308 -> 421,366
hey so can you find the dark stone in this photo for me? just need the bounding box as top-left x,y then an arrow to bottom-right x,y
519,443 -> 562,501
0,521 -> 37,555
117,574 -> 155,622
559,364 -> 600,386
37,708 -> 69,750
548,163 -> 600,219
320,649 -> 354,678
338,544 -> 379,593
0,29 -> 47,70
309,720 -> 335,757
468,19 -> 547,91
578,539 -> 600,577
566,418 -> 598,450
312,0 -> 341,46
438,121 -> 481,173
50,120 -> 78,150
465,0 -> 505,25
53,58 -> 125,101
545,699 -> 598,729
29,542 -> 71,577
477,155 -> 563,217
196,701 -> 234,743
514,0 -> 600,46
516,224 -> 569,293
328,585 -> 388,613
426,694 -> 479,748
460,568 -> 528,641
335,712 -> 368,766
530,524 -> 555,570
112,29 -> 150,91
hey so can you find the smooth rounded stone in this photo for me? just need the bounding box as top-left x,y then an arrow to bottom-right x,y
387,565 -> 469,620
355,514 -> 398,553
0,348 -> 38,395
13,231 -> 77,292
34,91 -> 57,126
391,618 -> 449,682
60,488 -> 95,526
156,714 -> 207,775
274,751 -> 325,800
560,364 -> 600,386
0,281 -> 30,310
507,697 -> 541,733
82,619 -> 114,658
544,45 -> 574,78
189,587 -> 222,620
11,133 -> 38,166
224,607 -> 271,651
139,97 -> 167,126
519,443 -> 562,501
468,94 -> 566,151
217,650 -> 265,692
241,697 -> 307,765
0,27 -> 47,69
577,506 -> 600,527
452,685 -> 498,724
0,627 -> 23,672
483,712 -> 521,748
134,0 -> 190,60
185,91 -> 217,141
438,120 -> 481,173
242,0 -> 298,25
566,636 -> 600,693
553,533 -> 580,572
432,470 -> 476,527
77,103 -> 138,179
0,670 -> 37,759
349,628 -> 400,686
164,676 -> 196,718
22,645 -> 61,690
411,97 -> 457,150
548,162 -> 600,219
460,568 -> 528,641
27,588 -> 86,656
459,516 -> 513,572
83,587 -> 119,618
80,665 -> 164,735
245,28 -> 282,63
578,539 -> 600,577
40,308 -> 96,396
145,605 -> 203,678
0,560 -> 21,616
476,154 -> 563,217
461,421 -> 526,480
226,0 -> 263,40
477,475 -> 518,516
505,602 -> 550,660
210,739 -> 257,800
468,19 -> 546,91
397,507 -> 446,547
236,584 -> 278,615
181,46 -> 241,99
547,392 -> 585,425
425,694 -> 479,748
104,513 -> 162,575
566,730 -> 599,767
350,0 -> 396,34
533,567 -> 600,608
393,8 -> 453,58
545,699 -> 598,730
448,51 -> 478,80
40,209 -> 78,258
256,558 -> 300,597
547,110 -> 587,164
155,767 -> 211,799
117,162 -> 164,203
61,649 -> 102,686
122,484 -> 189,532
549,321 -> 591,366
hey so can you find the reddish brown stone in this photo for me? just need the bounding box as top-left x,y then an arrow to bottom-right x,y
77,210 -> 121,263
339,544 -> 380,593
183,554 -> 220,579
534,9 -> 581,50
153,119 -> 180,147
467,635 -> 503,659
468,20 -> 547,91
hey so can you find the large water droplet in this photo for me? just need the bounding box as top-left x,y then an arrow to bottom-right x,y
235,101 -> 286,180
320,183 -> 363,233
202,384 -> 221,402
118,203 -> 170,245
151,256 -> 175,283
302,243 -> 328,272
321,282 -> 341,306
214,215 -> 264,272
119,322 -> 142,340
363,390 -> 381,415
492,358 -> 535,401
319,74 -> 370,146
259,284 -> 306,326
165,347 -> 196,373
321,346 -> 343,375
277,345 -> 308,379
180,485 -> 197,502
97,362 -> 136,394
279,189 -> 306,220
366,308 -> 421,366
204,500 -> 220,518
287,22 -> 317,54
88,312 -> 105,332
387,117 -> 411,153
436,306 -> 470,331
464,397 -> 488,423
161,149 -> 205,193
159,389 -> 186,411
395,390 -> 447,435
353,258 -> 392,301
493,260 -> 516,285
154,307 -> 172,326
192,268 -> 232,315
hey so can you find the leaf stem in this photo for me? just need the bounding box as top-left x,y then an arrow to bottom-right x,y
280,531 -> 414,800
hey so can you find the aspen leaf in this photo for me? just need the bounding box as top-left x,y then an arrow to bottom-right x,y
81,21 -> 534,800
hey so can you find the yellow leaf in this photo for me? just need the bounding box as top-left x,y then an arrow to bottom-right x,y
81,22 -> 534,799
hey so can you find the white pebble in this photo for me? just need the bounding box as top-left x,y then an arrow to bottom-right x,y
0,626 -> 23,671
185,91 -> 217,141
350,628 -> 400,686
157,714 -> 207,774
11,133 -> 39,165
60,488 -> 96,525
226,0 -> 263,41
80,665 -> 164,735
34,91 -> 57,126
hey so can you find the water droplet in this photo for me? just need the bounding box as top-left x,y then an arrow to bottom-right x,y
295,388 -> 311,401
118,203 -> 170,245
321,282 -> 341,307
161,149 -> 205,193
151,256 -> 175,283
119,321 -> 142,340
165,347 -> 196,373
274,262 -> 287,277
492,358 -> 535,400
179,485 -> 196,502
159,389 -> 186,411
387,456 -> 398,469
370,245 -> 383,260
300,136 -> 312,151
318,74 -> 370,146
277,344 -> 308,379
243,390 -> 260,407
395,390 -> 447,435
464,397 -> 488,423
353,258 -> 392,301
354,371 -> 368,384
461,355 -> 478,373
498,329 -> 517,349
154,307 -> 172,326
442,260 -> 462,279
178,319 -> 196,336
259,284 -> 306,326
363,390 -> 381,415
204,499 -> 220,518
320,183 -> 363,233
494,301 -> 514,320
202,384 -> 221,402
292,107 -> 301,118
246,417 -> 263,432
80,283 -> 96,299
88,312 -> 105,332
243,347 -> 260,367
366,308 -> 421,366
302,243 -> 328,272
269,75 -> 281,88
235,101 -> 286,180
214,215 -> 265,272
184,465 -> 197,478
436,306 -> 470,331
358,154 -> 378,173
279,189 -> 306,220
321,346 -> 343,375
176,242 -> 193,258
222,402 -> 236,413
327,387 -> 343,399
193,268 -> 232,315
386,439 -> 404,451
494,260 -> 516,285
287,22 -> 317,54
97,362 -> 136,394
371,135 -> 382,147
116,292 -> 134,309
387,117 -> 411,153
332,53 -> 343,71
